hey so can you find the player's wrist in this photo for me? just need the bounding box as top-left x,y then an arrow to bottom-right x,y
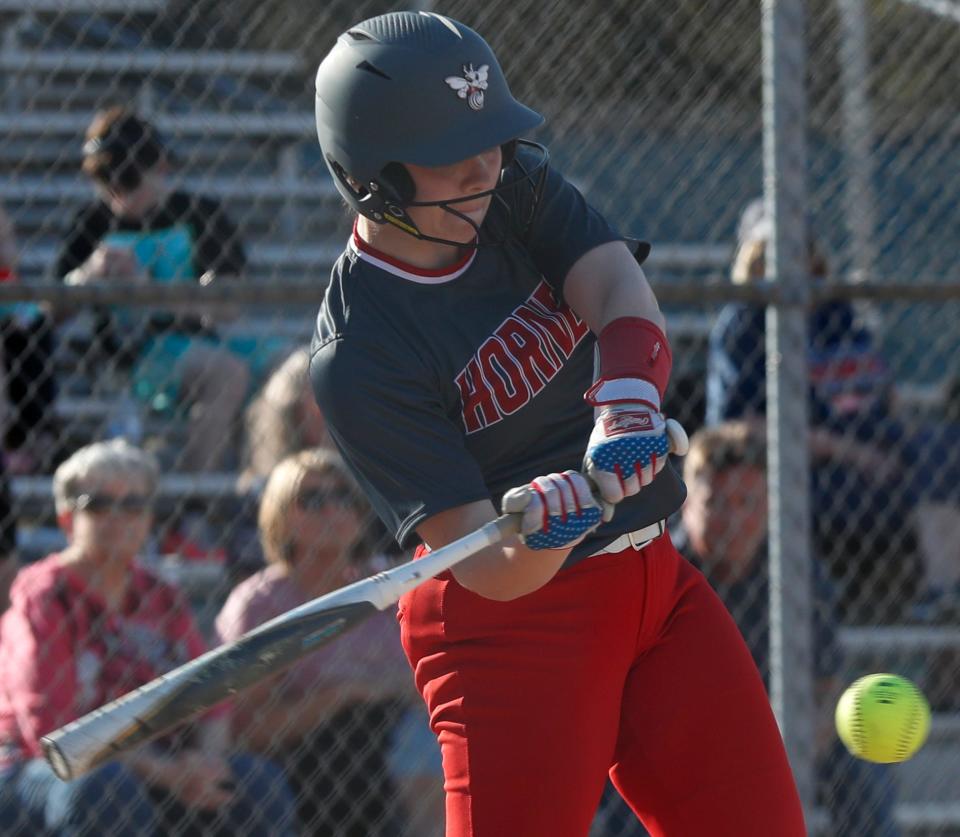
590,317 -> 672,401
584,377 -> 661,411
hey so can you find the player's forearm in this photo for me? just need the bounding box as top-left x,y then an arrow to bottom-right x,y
419,500 -> 572,601
451,537 -> 572,601
563,240 -> 665,334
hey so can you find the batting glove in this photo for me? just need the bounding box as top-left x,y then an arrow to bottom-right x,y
501,470 -> 612,550
583,378 -> 673,505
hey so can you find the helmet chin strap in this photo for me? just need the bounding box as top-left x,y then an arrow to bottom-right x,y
382,202 -> 483,249
377,139 -> 549,250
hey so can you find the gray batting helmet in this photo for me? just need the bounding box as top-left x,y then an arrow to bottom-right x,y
315,11 -> 547,243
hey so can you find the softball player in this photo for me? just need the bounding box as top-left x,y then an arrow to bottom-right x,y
310,12 -> 804,837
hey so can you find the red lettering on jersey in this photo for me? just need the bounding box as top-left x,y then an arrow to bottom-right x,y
514,284 -> 577,358
494,317 -> 558,394
478,338 -> 529,415
455,358 -> 501,434
455,280 -> 590,434
530,282 -> 589,345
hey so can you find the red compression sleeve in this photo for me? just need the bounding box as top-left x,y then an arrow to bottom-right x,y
596,317 -> 672,399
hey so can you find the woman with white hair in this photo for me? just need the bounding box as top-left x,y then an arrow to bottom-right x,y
0,439 -> 298,835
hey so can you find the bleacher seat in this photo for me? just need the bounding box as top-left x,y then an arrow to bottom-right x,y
0,0 -> 163,9
0,48 -> 301,74
0,111 -> 315,138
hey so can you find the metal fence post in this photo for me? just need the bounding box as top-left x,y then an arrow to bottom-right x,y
838,0 -> 878,282
762,0 -> 816,816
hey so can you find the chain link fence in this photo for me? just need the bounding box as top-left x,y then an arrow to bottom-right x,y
0,0 -> 955,834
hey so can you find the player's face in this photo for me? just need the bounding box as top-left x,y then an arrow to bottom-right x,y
681,465 -> 767,580
405,146 -> 503,243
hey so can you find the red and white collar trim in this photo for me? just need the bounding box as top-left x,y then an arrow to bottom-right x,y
349,223 -> 476,284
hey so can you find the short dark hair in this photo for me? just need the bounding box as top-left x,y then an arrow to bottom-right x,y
81,106 -> 165,192
684,421 -> 766,482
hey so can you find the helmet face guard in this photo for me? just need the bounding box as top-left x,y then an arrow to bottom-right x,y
316,12 -> 547,248
328,139 -> 549,248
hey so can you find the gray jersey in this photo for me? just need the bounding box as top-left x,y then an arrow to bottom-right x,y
310,155 -> 685,566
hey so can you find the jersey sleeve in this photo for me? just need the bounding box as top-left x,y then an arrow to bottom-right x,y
516,154 -> 624,298
188,195 -> 247,276
54,203 -> 110,278
311,335 -> 491,547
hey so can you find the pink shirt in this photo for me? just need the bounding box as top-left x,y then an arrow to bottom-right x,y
214,563 -> 411,697
0,553 -> 209,766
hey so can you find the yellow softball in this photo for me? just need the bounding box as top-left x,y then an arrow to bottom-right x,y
835,673 -> 931,764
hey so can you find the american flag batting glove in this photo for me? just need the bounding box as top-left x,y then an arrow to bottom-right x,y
501,471 -> 610,551
583,377 -> 670,505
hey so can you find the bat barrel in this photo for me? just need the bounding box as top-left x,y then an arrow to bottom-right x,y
42,673 -> 187,780
40,595 -> 380,780
40,514 -> 519,781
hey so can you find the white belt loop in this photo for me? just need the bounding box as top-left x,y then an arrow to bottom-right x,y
590,519 -> 666,557
627,519 -> 665,550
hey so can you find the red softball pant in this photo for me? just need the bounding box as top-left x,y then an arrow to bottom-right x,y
398,533 -> 805,837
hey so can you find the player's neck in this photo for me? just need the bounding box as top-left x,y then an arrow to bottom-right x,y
356,215 -> 470,271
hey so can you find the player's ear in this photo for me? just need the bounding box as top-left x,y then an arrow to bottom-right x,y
379,163 -> 416,205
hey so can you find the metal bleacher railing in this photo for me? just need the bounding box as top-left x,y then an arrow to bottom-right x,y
0,1 -> 956,835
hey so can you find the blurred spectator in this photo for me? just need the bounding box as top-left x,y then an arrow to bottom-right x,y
0,227 -> 21,612
221,346 -> 332,582
231,348 -> 393,582
215,449 -> 443,837
707,199 -> 922,622
0,439 -> 297,835
676,422 -> 901,836
55,106 -> 250,472
241,346 -> 331,491
0,204 -> 58,475
905,371 -> 960,624
708,197 -> 897,442
0,463 -> 15,614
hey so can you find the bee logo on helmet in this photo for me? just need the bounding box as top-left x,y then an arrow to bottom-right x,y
445,64 -> 489,111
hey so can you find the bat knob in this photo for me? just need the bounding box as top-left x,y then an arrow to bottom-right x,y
666,418 -> 689,457
41,736 -> 74,781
